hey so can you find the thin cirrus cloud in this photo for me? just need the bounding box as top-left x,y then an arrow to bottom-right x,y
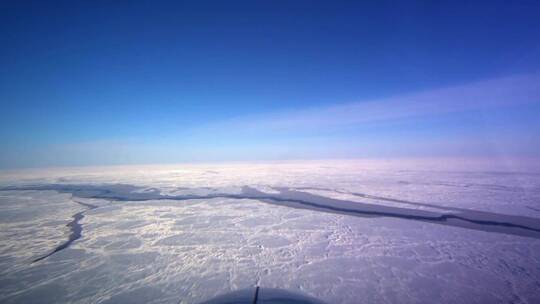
193,72 -> 540,135
5,73 -> 539,168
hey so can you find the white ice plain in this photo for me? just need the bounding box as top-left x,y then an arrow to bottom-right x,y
0,159 -> 540,304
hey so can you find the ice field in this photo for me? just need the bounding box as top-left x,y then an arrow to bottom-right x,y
1,159 -> 540,303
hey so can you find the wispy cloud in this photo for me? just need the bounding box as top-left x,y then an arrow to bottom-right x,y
195,73 -> 540,134
5,73 -> 539,169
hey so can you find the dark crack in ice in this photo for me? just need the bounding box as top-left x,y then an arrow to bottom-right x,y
2,183 -> 540,262
32,198 -> 98,263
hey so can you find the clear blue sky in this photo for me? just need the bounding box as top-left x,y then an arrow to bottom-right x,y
1,0 -> 539,168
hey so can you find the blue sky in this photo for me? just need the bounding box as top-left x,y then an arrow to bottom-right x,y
1,1 -> 540,168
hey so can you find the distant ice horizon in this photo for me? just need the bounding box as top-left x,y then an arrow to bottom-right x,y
2,156 -> 540,175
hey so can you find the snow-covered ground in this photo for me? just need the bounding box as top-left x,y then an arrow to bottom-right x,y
1,159 -> 540,303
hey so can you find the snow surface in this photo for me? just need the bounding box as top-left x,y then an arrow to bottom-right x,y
1,159 -> 540,303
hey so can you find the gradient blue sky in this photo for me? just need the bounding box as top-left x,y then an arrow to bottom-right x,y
1,1 -> 540,168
